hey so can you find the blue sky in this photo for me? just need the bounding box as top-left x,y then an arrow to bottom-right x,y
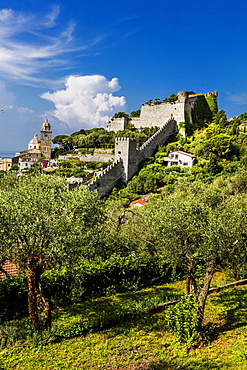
1,0 -> 247,151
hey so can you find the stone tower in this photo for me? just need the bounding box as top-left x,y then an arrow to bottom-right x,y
114,137 -> 138,181
40,119 -> 52,158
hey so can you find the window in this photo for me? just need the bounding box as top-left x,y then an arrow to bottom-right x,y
183,162 -> 188,166
175,154 -> 178,160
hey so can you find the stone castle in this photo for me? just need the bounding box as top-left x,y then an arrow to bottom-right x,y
86,90 -> 218,197
107,91 -> 218,132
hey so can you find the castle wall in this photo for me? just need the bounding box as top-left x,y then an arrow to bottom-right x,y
59,149 -> 114,162
88,159 -> 123,197
86,118 -> 177,196
184,95 -> 198,123
107,91 -> 217,134
136,102 -> 184,128
107,117 -> 128,131
138,119 -> 177,162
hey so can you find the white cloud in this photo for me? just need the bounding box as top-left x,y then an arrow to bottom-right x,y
41,75 -> 127,130
226,93 -> 247,105
0,82 -> 15,106
0,7 -> 90,86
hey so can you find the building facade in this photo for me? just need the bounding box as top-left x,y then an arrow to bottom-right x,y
12,119 -> 52,168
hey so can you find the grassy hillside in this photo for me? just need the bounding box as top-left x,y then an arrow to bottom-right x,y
1,272 -> 247,369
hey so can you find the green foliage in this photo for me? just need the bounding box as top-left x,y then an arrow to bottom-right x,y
212,110 -> 228,127
52,135 -> 69,144
198,133 -> 238,160
43,256 -> 172,303
166,295 -> 200,347
0,173 -> 105,330
0,256 -> 172,319
116,126 -> 159,147
10,164 -> 18,171
130,110 -> 141,117
0,276 -> 27,321
54,291 -> 168,341
51,147 -> 64,159
55,159 -> 111,177
205,94 -> 218,116
113,112 -> 129,118
2,274 -> 247,369
163,94 -> 178,103
0,319 -> 32,348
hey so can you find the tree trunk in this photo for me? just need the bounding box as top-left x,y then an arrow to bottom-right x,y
27,255 -> 51,331
197,261 -> 215,326
27,257 -> 42,331
37,280 -> 51,329
185,275 -> 191,294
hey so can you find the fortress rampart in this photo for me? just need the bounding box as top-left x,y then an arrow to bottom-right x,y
88,159 -> 123,197
86,90 -> 218,196
107,91 -> 218,133
87,118 -> 177,196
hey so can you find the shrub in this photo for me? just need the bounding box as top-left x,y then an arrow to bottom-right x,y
0,275 -> 28,321
166,295 -> 200,348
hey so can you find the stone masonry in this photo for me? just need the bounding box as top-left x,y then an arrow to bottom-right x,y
87,118 -> 177,197
107,91 -> 218,132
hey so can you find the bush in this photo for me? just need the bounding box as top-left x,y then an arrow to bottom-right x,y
42,256 -> 172,305
166,295 -> 200,348
0,257 -> 173,320
0,275 -> 28,321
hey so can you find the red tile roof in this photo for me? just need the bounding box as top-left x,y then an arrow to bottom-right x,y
169,151 -> 195,158
0,260 -> 19,278
131,199 -> 147,206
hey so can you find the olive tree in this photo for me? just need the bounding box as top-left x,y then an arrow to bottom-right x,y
0,173 -> 105,330
122,183 -> 247,326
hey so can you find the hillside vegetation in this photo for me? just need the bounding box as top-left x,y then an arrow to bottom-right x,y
1,272 -> 247,369
1,108 -> 247,369
108,110 -> 247,203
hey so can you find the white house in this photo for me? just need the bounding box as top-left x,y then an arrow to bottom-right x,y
165,151 -> 196,167
18,158 -> 38,172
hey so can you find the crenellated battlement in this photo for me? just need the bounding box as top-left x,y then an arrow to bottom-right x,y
87,90 -> 218,196
87,118 -> 177,196
88,159 -> 123,197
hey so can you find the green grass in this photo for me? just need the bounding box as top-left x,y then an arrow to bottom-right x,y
1,273 -> 247,369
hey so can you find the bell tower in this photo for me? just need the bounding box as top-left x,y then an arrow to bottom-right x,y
40,119 -> 52,158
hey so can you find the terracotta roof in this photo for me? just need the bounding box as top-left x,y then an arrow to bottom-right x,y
0,260 -> 19,278
169,151 -> 195,158
131,199 -> 147,206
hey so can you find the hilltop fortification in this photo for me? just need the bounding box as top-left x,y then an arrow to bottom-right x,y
107,91 -> 218,133
88,119 -> 177,197
89,90 -> 218,196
